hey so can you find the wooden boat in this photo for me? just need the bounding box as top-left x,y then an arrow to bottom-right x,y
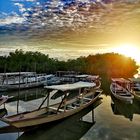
61,74 -> 101,88
86,75 -> 101,89
0,99 -> 102,134
18,100 -> 102,139
110,78 -> 134,104
128,78 -> 140,100
0,81 -> 102,129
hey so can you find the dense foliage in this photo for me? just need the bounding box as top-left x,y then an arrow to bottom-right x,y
0,50 -> 138,78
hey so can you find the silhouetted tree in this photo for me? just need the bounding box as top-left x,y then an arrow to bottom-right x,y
0,50 -> 138,79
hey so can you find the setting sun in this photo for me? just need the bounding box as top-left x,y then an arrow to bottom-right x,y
112,44 -> 140,64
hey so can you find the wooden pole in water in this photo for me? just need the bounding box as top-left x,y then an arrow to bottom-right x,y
17,65 -> 21,114
4,63 -> 8,85
92,109 -> 95,123
0,64 -> 6,90
79,88 -> 83,106
36,88 -> 38,99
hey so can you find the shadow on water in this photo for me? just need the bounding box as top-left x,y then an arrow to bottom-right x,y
111,95 -> 140,121
17,99 -> 102,140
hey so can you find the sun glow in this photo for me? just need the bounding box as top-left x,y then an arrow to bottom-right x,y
112,44 -> 140,64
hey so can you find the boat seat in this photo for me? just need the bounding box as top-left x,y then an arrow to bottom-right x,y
9,114 -> 25,121
67,105 -> 76,109
19,114 -> 24,119
119,93 -> 127,95
49,106 -> 66,112
121,94 -> 131,97
116,90 -> 126,93
83,97 -> 92,101
72,103 -> 80,107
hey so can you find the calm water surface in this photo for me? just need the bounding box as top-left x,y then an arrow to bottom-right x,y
0,88 -> 140,140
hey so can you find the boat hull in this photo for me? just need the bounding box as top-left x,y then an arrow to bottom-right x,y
2,91 -> 102,129
131,91 -> 140,101
110,84 -> 133,104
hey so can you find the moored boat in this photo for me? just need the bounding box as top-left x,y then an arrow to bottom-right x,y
0,81 -> 102,129
60,73 -> 101,88
110,78 -> 134,104
0,72 -> 56,92
128,78 -> 140,100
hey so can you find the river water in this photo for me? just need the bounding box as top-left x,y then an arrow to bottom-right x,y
0,88 -> 140,140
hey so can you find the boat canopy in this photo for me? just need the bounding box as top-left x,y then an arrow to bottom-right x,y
87,75 -> 99,80
37,74 -> 54,79
75,75 -> 99,80
75,75 -> 89,78
63,74 -> 77,78
0,72 -> 36,76
111,78 -> 130,83
45,81 -> 96,92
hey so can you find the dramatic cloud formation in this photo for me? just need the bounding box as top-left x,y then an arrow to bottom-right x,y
0,0 -> 140,61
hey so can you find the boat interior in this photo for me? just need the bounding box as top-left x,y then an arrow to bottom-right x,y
4,89 -> 101,122
112,83 -> 132,97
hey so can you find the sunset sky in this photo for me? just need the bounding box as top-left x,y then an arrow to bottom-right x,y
0,0 -> 140,64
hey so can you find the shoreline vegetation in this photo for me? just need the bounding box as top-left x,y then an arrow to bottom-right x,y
0,49 -> 138,95
0,49 -> 138,78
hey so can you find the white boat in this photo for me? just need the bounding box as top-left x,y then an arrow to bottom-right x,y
0,81 -> 102,129
128,78 -> 140,100
44,75 -> 61,86
61,74 -> 101,88
86,75 -> 101,89
0,72 -> 55,92
110,78 -> 134,104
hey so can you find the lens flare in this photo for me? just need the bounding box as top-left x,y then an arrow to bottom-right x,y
112,44 -> 140,64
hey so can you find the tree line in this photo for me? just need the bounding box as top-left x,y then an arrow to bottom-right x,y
0,49 -> 138,78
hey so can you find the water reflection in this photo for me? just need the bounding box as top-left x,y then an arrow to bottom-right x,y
0,88 -> 48,118
82,95 -> 140,140
0,88 -> 47,102
111,95 -> 140,121
0,88 -> 102,139
111,95 -> 133,121
1,88 -> 140,140
17,99 -> 102,140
